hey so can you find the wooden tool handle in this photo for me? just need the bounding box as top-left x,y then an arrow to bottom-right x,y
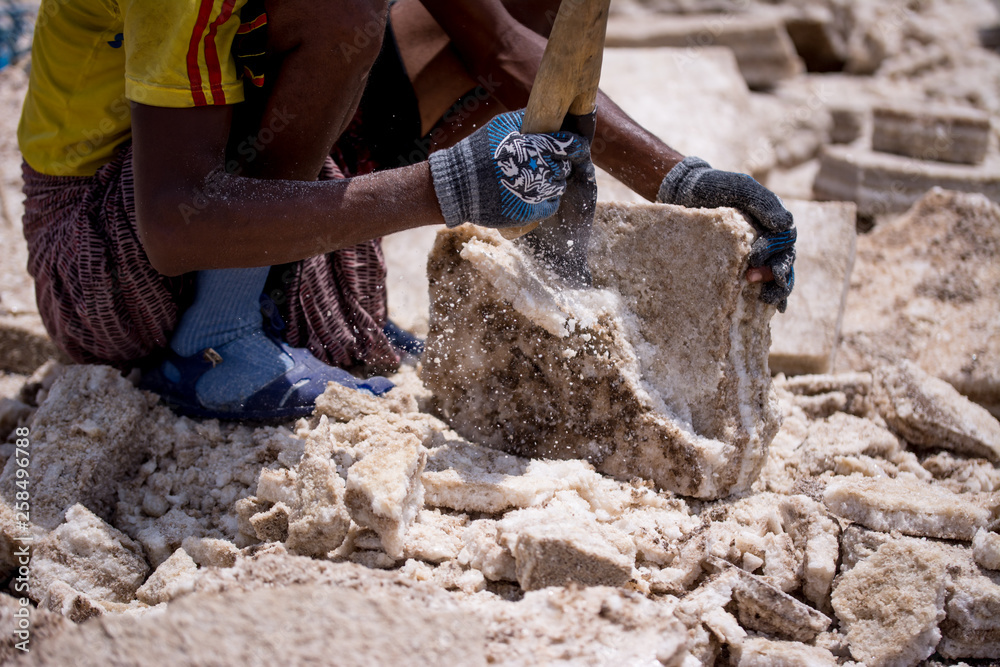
498,0 -> 612,241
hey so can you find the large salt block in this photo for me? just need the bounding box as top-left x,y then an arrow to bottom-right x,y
597,48 -> 763,180
872,104 -> 991,166
768,200 -> 856,375
422,202 -> 780,499
605,15 -> 803,90
814,145 -> 1000,217
873,361 -> 1000,463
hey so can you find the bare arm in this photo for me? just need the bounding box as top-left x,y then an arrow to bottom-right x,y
131,103 -> 443,277
417,0 -> 684,201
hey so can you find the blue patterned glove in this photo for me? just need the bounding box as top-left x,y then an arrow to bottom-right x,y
658,156 -> 796,312
429,110 -> 591,228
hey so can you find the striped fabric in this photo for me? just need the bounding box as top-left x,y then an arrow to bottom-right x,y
21,147 -> 398,372
186,0 -> 239,105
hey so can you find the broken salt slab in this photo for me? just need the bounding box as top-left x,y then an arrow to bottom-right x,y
736,637 -> 839,667
510,522 -> 634,591
284,443 -> 351,558
180,536 -> 238,569
457,520 -> 517,582
973,528 -> 1000,571
31,504 -> 148,605
832,540 -> 948,667
701,557 -> 831,644
402,510 -> 466,564
498,495 -> 636,591
423,202 -> 780,499
796,412 -> 902,476
314,380 -> 417,421
344,433 -> 427,560
421,440 -> 600,513
939,557 -> 1000,660
874,361 -> 1000,463
135,548 -> 199,606
135,507 -> 203,568
823,474 -> 990,541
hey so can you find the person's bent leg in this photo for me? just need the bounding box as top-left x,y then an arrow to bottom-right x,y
164,267 -> 296,413
152,0 -> 394,419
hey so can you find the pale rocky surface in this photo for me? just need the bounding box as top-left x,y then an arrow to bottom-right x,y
422,203 -> 780,499
1,1 -> 1000,664
1,360 -> 994,663
837,189 -> 1000,418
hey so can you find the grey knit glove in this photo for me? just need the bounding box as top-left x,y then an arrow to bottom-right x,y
429,110 -> 591,229
658,156 -> 796,312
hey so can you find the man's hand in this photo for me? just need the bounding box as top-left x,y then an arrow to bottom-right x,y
657,156 -> 796,312
428,110 -> 591,229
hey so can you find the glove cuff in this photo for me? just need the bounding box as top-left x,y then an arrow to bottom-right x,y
656,156 -> 712,205
429,142 -> 480,228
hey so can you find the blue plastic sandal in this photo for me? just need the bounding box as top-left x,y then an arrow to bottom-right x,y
140,336 -> 394,421
383,320 -> 424,357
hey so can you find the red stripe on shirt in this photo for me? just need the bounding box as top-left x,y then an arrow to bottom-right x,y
186,0 -> 216,106
204,0 -> 237,105
243,66 -> 265,87
237,13 -> 267,34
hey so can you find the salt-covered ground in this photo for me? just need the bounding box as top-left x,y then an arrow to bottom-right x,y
1,1 -> 1000,665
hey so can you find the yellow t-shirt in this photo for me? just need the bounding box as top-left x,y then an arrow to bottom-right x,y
18,0 -> 247,177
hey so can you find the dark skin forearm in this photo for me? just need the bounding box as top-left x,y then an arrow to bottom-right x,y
132,104 -> 443,277
417,0 -> 684,201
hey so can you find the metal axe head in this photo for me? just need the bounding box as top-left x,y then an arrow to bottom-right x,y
518,110 -> 597,288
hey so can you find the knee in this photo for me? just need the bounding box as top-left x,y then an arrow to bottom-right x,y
266,0 -> 389,75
